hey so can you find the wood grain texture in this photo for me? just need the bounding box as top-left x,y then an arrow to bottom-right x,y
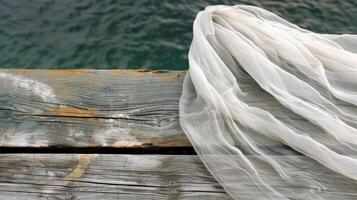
0,69 -> 189,148
1,69 -> 287,149
0,69 -> 351,150
0,154 -> 356,200
0,154 -> 230,200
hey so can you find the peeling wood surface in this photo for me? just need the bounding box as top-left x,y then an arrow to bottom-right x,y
0,154 -> 356,200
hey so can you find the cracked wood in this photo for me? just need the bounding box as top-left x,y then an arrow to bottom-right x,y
0,69 -> 349,149
0,154 -> 356,199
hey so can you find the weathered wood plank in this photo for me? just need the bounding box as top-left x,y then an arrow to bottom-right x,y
0,154 -> 230,200
0,69 -> 189,148
0,69 -> 351,149
0,154 -> 356,200
1,69 -> 284,149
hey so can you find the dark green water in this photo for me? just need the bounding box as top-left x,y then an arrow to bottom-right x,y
0,0 -> 356,70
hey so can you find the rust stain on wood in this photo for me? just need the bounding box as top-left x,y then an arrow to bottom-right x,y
155,71 -> 185,82
109,69 -> 148,78
126,70 -> 153,78
46,70 -> 94,85
64,154 -> 97,181
109,70 -> 123,77
51,105 -> 99,117
110,69 -> 172,78
48,69 -> 91,76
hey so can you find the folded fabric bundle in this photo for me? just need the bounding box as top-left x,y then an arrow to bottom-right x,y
180,5 -> 357,200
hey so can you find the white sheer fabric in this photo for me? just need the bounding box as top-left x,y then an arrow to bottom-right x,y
179,5 -> 357,199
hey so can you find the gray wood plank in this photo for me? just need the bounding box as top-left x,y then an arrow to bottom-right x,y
0,69 -> 285,149
0,154 -> 356,200
0,69 -> 351,149
0,69 -> 189,148
0,154 -> 230,200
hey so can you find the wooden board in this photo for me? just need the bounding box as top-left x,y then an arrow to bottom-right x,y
0,69 -> 331,150
0,154 -> 356,200
0,154 -> 230,200
1,69 -> 291,150
1,69 -> 357,199
0,69 -> 189,148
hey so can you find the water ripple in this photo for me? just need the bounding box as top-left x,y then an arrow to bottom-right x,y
0,0 -> 356,69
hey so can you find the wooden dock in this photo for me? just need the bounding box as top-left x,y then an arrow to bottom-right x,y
0,69 -> 356,199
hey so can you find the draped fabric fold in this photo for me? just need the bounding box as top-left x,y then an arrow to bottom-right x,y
179,5 -> 357,199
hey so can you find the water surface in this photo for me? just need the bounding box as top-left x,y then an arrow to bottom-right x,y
0,0 -> 356,69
